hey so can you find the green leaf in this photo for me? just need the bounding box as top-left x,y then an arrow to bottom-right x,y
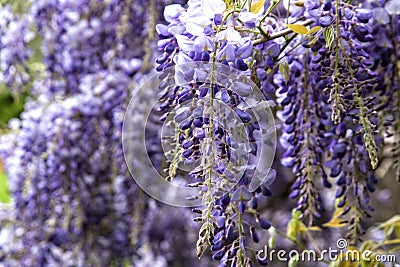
287,209 -> 302,240
293,0 -> 305,6
307,31 -> 323,47
279,61 -> 290,83
323,205 -> 347,228
0,87 -> 25,126
324,26 -> 335,49
268,233 -> 276,248
307,26 -> 321,35
384,225 -> 395,237
377,215 -> 400,229
0,171 -> 11,204
359,240 -> 374,252
251,0 -> 266,14
1,0 -> 32,14
286,23 -> 308,34
289,255 -> 299,267
307,36 -> 317,47
396,225 -> 400,238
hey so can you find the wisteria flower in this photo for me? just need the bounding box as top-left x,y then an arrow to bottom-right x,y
385,0 -> 400,15
182,11 -> 212,36
215,27 -> 242,43
164,4 -> 185,23
201,0 -> 226,18
239,11 -> 258,29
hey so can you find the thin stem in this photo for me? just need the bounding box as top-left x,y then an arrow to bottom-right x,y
278,32 -> 298,58
371,239 -> 400,251
332,0 -> 341,123
202,8 -> 232,245
276,37 -> 306,62
140,0 -> 157,72
238,207 -> 244,265
259,0 -> 282,24
340,39 -> 378,168
253,19 -> 314,45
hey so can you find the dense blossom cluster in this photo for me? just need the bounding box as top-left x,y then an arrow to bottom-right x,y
30,0 -> 147,96
157,0 -> 400,265
0,0 -> 143,264
156,1 -> 280,265
0,0 -> 398,266
274,0 -> 384,241
0,6 -> 33,95
0,0 -> 197,266
362,0 -> 400,181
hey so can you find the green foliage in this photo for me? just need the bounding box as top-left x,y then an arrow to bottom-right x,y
262,0 -> 281,21
287,209 -> 302,240
0,86 -> 25,127
286,24 -> 309,34
330,215 -> 400,267
0,170 -> 11,204
250,0 -> 265,14
0,0 -> 43,202
324,26 -> 335,49
279,61 -> 290,83
0,10 -> 44,128
0,0 -> 31,14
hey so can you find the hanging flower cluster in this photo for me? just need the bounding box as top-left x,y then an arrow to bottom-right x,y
156,0 -> 399,265
0,0 -> 196,265
0,0 -> 398,266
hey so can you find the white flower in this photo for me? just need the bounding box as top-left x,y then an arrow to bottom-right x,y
175,34 -> 195,53
164,4 -> 184,23
183,12 -> 211,36
215,27 -> 242,43
239,11 -> 258,24
201,0 -> 226,18
282,0 -> 301,13
385,0 -> 400,15
374,8 -> 390,25
187,0 -> 202,13
194,33 -> 214,52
